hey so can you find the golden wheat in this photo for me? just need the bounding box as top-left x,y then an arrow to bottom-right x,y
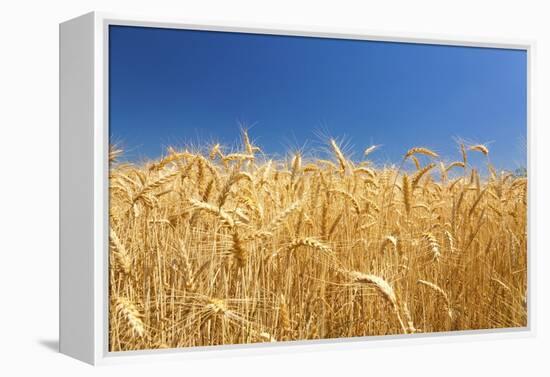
108,133 -> 527,351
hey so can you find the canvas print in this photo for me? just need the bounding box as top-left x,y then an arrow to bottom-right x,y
108,25 -> 527,352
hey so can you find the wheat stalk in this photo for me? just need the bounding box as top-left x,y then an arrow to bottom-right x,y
417,280 -> 453,320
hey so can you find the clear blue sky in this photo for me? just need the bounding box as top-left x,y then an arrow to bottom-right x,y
109,25 -> 527,170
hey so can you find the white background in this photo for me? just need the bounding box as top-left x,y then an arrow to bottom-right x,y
0,0 -> 548,375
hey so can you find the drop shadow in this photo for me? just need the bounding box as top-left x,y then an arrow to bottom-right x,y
38,339 -> 59,353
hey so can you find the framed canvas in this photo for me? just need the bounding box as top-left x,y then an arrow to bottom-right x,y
59,11 -> 535,365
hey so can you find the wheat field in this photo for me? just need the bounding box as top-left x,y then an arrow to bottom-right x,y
108,131 -> 527,351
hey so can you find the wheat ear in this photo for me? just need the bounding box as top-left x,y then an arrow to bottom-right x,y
115,296 -> 145,337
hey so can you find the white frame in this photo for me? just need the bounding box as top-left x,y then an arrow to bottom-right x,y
59,11 -> 536,365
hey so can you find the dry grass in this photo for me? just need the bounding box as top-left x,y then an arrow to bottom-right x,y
108,132 -> 527,351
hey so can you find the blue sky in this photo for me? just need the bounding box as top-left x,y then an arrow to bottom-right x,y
109,25 -> 527,170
